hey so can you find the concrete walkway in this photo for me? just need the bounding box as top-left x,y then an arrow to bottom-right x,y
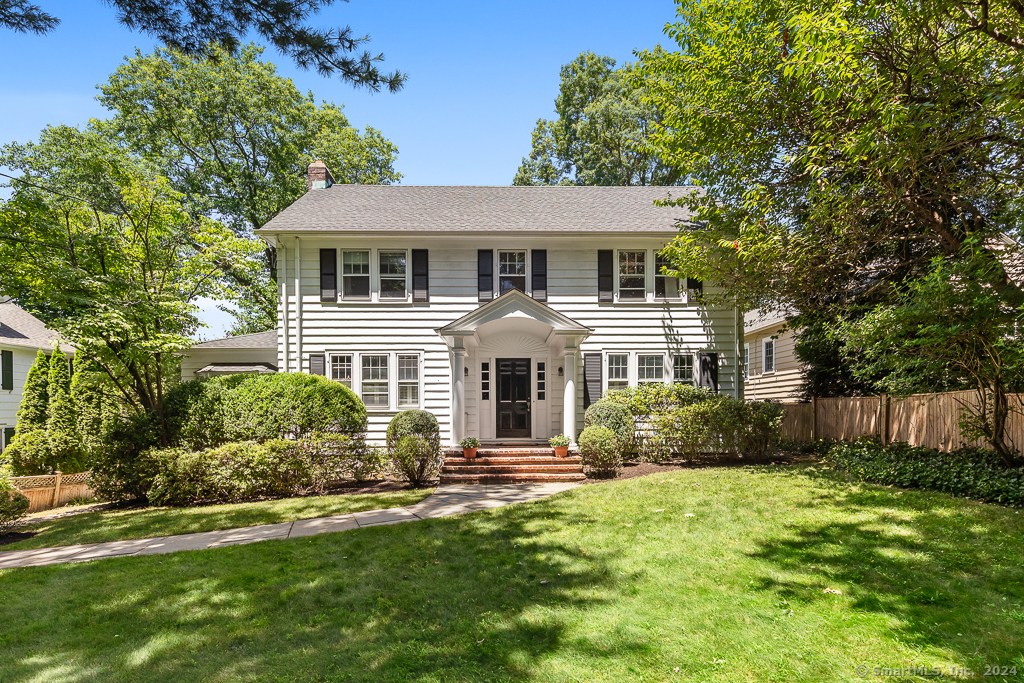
0,482 -> 579,570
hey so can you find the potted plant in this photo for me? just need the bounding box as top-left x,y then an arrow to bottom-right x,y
549,434 -> 571,458
459,436 -> 480,458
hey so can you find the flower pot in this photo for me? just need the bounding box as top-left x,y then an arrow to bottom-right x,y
553,446 -> 569,458
462,447 -> 478,459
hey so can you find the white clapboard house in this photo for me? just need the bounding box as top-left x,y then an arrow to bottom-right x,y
253,162 -> 744,448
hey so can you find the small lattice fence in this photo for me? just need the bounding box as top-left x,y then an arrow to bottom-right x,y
10,471 -> 95,513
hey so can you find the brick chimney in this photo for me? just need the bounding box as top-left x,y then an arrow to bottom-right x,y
307,160 -> 335,191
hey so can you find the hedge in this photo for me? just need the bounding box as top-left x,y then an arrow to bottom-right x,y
826,438 -> 1024,508
387,411 -> 441,487
579,425 -> 621,477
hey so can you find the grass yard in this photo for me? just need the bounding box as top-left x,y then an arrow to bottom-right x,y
1,464 -> 1022,682
2,488 -> 433,551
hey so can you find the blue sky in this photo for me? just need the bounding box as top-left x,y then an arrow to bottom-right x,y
0,0 -> 680,336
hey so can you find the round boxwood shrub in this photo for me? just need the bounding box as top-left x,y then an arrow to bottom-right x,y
163,374 -> 251,449
225,373 -> 367,441
386,410 -> 440,450
584,401 -> 634,445
579,425 -> 621,478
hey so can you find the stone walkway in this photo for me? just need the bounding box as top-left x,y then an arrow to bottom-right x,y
0,482 -> 579,570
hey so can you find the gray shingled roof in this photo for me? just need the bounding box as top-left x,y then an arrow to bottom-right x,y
192,330 -> 277,349
0,302 -> 69,352
256,185 -> 697,234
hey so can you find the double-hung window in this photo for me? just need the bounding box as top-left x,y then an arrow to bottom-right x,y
763,339 -> 775,374
655,253 -> 681,298
342,250 -> 371,299
607,354 -> 629,391
743,344 -> 750,380
673,354 -> 694,384
331,354 -> 352,388
361,355 -> 389,407
397,354 -> 419,408
379,251 -> 407,299
498,251 -> 527,294
638,354 -> 664,383
618,251 -> 646,300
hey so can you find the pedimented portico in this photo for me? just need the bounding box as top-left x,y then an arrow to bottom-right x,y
437,290 -> 592,447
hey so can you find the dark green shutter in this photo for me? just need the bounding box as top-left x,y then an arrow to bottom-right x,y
412,249 -> 429,302
1,350 -> 12,391
597,251 -> 613,302
2,427 -> 14,453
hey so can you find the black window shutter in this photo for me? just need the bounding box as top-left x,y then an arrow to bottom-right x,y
478,250 -> 493,302
583,352 -> 602,409
1,350 -> 12,391
2,427 -> 14,453
320,249 -> 337,300
412,249 -> 429,302
597,250 -> 613,302
687,277 -> 703,297
698,352 -> 719,392
532,249 -> 547,302
309,353 -> 326,376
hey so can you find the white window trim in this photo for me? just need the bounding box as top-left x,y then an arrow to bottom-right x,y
492,248 -> 532,298
336,247 -> 413,304
762,338 -> 776,375
673,353 -> 696,385
605,351 -> 630,394
613,248 -> 689,304
327,350 -> 423,411
655,252 -> 686,301
743,343 -> 750,380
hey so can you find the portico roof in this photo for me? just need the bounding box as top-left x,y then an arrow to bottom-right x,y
437,289 -> 592,338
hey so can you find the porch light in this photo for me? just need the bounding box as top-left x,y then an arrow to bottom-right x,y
464,366 -> 469,376
558,366 -> 563,376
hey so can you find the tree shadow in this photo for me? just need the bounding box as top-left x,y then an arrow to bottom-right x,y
745,466 -> 1024,668
0,492 -> 648,682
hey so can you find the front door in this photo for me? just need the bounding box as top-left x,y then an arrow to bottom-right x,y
496,358 -> 531,438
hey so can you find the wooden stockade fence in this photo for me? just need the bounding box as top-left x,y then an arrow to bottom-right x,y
11,471 -> 94,514
780,390 -> 1024,452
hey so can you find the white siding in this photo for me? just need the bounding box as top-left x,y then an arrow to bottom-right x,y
276,235 -> 740,444
0,345 -> 42,451
180,348 -> 279,381
744,325 -> 804,402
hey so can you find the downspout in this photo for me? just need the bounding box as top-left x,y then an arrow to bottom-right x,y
279,236 -> 289,373
735,301 -> 744,400
295,236 -> 302,372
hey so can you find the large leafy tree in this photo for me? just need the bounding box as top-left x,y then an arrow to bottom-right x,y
95,44 -> 402,333
0,126 -> 262,432
514,52 -> 683,186
1,0 -> 405,91
638,0 -> 1024,312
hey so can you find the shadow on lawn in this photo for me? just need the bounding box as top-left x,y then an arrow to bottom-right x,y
747,466 -> 1024,667
0,494 -> 640,682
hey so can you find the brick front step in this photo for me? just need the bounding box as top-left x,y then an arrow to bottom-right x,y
444,448 -> 563,457
439,472 -> 587,484
444,455 -> 582,466
443,464 -> 584,475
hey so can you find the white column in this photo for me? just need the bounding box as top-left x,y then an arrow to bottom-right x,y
280,240 -> 289,372
562,343 -> 578,445
294,236 -> 302,372
452,349 -> 466,447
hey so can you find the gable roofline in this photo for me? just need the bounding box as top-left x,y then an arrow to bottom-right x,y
190,329 -> 277,349
437,289 -> 593,336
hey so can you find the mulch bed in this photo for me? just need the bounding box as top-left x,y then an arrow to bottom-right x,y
582,451 -> 817,483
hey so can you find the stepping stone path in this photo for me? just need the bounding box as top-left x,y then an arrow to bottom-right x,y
0,482 -> 579,570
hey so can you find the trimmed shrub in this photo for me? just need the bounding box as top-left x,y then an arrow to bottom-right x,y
350,446 -> 390,482
0,464 -> 30,533
387,410 -> 440,449
225,373 -> 367,441
579,425 -> 621,477
643,402 -> 718,461
733,400 -> 786,460
390,435 -> 441,488
826,438 -> 1024,508
162,374 -> 249,449
584,402 -> 634,446
603,382 -> 720,418
5,431 -> 53,476
387,411 -> 441,487
88,413 -> 163,503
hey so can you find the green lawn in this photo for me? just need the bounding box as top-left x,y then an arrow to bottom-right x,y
1,464 -> 1022,682
3,488 -> 433,551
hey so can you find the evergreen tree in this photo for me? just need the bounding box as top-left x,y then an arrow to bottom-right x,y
71,353 -> 117,457
6,349 -> 52,474
45,346 -> 84,471
15,349 -> 49,432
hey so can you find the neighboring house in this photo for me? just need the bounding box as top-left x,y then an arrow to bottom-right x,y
743,310 -> 804,402
0,298 -> 73,454
181,330 -> 278,381
252,162 -> 744,446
